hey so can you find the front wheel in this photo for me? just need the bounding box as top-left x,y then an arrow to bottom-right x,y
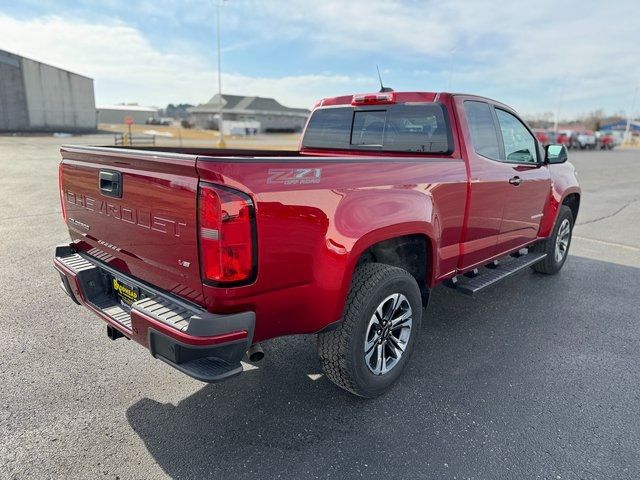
318,263 -> 423,398
531,205 -> 574,274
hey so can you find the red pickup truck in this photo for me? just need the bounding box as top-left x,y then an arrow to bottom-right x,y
55,91 -> 580,397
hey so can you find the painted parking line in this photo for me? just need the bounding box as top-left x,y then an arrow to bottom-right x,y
573,235 -> 640,252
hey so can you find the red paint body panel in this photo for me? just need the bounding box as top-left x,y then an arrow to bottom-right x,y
538,162 -> 581,238
196,157 -> 467,341
57,91 -> 580,345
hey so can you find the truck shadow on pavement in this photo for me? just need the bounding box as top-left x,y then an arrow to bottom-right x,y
126,255 -> 640,479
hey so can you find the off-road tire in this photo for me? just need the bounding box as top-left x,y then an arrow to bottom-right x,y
531,205 -> 574,274
317,263 -> 422,398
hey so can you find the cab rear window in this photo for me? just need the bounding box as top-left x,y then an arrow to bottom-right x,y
302,104 -> 452,153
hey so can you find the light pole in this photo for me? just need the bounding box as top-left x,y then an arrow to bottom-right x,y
447,47 -> 456,91
215,1 -> 226,148
554,76 -> 566,135
624,86 -> 638,144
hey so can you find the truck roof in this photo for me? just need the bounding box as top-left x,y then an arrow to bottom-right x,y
315,91 -> 441,107
313,91 -> 507,110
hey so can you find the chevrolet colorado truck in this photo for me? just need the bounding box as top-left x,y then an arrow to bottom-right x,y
55,91 -> 580,397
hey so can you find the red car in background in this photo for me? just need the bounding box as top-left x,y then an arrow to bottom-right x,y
597,131 -> 616,150
557,131 -> 573,149
532,128 -> 551,146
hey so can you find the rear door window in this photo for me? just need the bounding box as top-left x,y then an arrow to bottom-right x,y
302,104 -> 452,154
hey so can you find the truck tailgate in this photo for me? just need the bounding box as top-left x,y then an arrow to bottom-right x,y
60,146 -> 204,304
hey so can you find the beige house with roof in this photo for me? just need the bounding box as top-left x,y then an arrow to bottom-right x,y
189,94 -> 309,133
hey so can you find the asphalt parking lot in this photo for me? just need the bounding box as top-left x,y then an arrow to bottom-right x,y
1,136 -> 639,479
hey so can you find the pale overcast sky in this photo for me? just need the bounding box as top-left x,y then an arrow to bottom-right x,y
1,0 -> 638,119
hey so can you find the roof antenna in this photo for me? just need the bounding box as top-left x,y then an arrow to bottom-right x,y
376,65 -> 394,93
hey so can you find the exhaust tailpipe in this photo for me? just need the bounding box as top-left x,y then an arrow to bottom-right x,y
247,343 -> 264,362
107,325 -> 124,341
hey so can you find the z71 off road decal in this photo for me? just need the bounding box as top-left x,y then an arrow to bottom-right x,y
267,168 -> 322,185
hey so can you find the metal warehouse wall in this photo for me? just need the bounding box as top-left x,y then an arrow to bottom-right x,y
21,57 -> 96,131
96,109 -> 155,125
0,51 -> 29,130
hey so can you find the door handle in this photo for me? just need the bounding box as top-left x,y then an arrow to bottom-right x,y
509,176 -> 522,186
99,170 -> 122,198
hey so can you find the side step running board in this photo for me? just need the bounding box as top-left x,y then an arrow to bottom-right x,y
449,252 -> 547,296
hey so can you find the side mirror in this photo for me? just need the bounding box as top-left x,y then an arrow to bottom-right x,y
545,144 -> 568,164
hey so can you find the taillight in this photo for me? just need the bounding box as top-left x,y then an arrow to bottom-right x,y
198,183 -> 255,284
59,162 -> 68,222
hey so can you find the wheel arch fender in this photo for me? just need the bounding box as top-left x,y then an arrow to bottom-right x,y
539,185 -> 581,238
330,222 -> 438,324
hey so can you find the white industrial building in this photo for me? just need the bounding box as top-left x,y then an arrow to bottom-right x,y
189,94 -> 309,133
96,104 -> 159,125
0,49 -> 96,131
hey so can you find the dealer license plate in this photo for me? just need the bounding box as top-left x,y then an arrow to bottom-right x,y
111,276 -> 140,308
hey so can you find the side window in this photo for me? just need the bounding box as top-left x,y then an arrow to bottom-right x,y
301,107 -> 351,149
464,100 -> 501,160
495,109 -> 538,163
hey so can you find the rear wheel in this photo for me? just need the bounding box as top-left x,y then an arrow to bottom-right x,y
531,205 -> 574,274
318,263 -> 422,398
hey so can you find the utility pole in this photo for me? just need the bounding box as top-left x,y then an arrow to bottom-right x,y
447,47 -> 456,91
554,77 -> 566,134
215,1 -> 226,148
624,86 -> 638,143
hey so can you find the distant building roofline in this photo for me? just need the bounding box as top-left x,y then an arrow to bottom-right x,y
0,48 -> 94,81
188,106 -> 308,117
97,105 -> 159,113
600,119 -> 640,130
195,93 -> 309,114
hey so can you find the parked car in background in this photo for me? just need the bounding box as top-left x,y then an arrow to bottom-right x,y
576,130 -> 597,150
558,130 -> 595,150
546,130 -> 557,146
146,117 -> 173,126
596,131 -> 616,150
557,130 -> 573,149
532,128 -> 551,146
